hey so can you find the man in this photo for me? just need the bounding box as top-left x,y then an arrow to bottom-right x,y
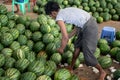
44,1 -> 106,80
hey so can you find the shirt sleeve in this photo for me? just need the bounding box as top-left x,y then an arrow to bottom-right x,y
55,14 -> 64,21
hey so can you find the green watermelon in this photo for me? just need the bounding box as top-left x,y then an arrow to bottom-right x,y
0,54 -> 5,67
36,75 -> 52,80
15,59 -> 30,72
1,33 -> 13,46
4,57 -> 16,69
50,53 -> 62,64
113,69 -> 120,80
33,41 -> 45,53
54,68 -> 71,80
1,48 -> 13,57
98,56 -> 112,69
5,68 -> 21,80
27,60 -> 45,76
10,28 -> 19,40
20,72 -> 36,80
10,41 -> 20,51
32,31 -> 42,42
30,21 -> 40,32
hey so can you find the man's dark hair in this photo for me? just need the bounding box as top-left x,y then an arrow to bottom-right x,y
44,1 -> 60,15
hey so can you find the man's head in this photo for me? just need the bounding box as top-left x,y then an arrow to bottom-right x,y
44,1 -> 60,19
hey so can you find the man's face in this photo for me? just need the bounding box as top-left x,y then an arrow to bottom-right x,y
49,11 -> 57,19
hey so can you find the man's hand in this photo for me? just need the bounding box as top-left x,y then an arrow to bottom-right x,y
57,47 -> 64,54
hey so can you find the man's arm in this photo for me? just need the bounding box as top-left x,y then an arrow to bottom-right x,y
57,20 -> 69,54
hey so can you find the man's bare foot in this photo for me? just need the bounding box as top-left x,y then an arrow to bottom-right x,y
99,70 -> 107,80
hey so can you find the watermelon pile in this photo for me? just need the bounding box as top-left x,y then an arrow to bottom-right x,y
1,0 -> 120,79
33,0 -> 120,23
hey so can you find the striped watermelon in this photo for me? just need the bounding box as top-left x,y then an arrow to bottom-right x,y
25,51 -> 36,62
42,33 -> 54,44
44,60 -> 57,76
13,49 -> 25,60
30,21 -> 40,32
32,31 -> 42,42
54,68 -> 71,80
16,24 -> 25,34
33,41 -> 45,53
10,41 -> 20,51
24,30 -> 32,39
0,54 -> 5,67
0,68 -> 4,76
36,75 -> 52,80
40,24 -> 51,33
17,35 -> 27,45
20,72 -> 36,80
0,4 -> 7,14
45,43 -> 57,55
4,57 -> 16,69
15,59 -> 30,72
1,33 -> 13,46
0,15 -> 8,26
9,28 -> 19,40
27,60 -> 45,76
26,40 -> 34,50
5,68 -> 21,80
50,53 -> 62,64
1,48 -> 13,57
7,20 -> 16,29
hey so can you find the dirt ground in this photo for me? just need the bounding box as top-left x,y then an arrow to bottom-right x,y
3,3 -> 120,80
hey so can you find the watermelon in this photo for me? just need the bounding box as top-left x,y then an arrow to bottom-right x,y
50,53 -> 62,64
42,33 -> 54,44
116,31 -> 120,40
16,24 -> 25,34
0,54 -> 5,67
99,44 -> 110,55
26,40 -> 34,50
45,43 -> 57,55
20,72 -> 36,80
1,48 -> 13,57
16,15 -> 27,25
0,4 -> 7,14
10,41 -> 20,51
27,60 -> 45,76
4,57 -> 16,69
98,56 -> 112,69
25,51 -> 36,62
7,20 -> 16,29
1,33 -> 13,46
116,52 -> 120,62
10,28 -> 19,40
24,30 -> 32,39
0,15 -> 8,26
0,68 -> 4,76
109,47 -> 120,58
33,41 -> 45,53
5,68 -> 21,80
36,75 -> 52,80
17,35 -> 27,45
113,69 -> 120,80
15,59 -> 30,72
32,31 -> 42,42
40,24 -> 51,33
44,60 -> 57,76
37,50 -> 48,60
54,68 -> 71,80
30,21 -> 40,32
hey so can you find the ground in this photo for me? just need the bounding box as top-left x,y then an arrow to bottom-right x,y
3,3 -> 120,80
